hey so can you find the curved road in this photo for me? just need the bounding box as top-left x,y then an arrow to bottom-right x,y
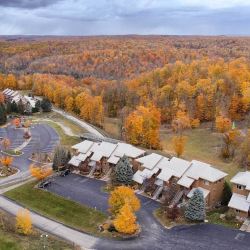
0,123 -> 59,186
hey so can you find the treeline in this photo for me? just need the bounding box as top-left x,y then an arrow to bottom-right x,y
0,36 -> 249,150
0,73 -> 104,127
1,36 -> 250,80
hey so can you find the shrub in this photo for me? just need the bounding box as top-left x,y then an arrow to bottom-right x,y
16,209 -> 32,235
225,209 -> 236,221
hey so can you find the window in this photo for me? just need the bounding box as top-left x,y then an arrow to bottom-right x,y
204,180 -> 209,186
237,184 -> 244,190
236,209 -> 241,213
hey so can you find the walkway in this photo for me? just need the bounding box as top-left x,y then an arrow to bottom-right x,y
0,196 -> 97,249
52,108 -> 104,138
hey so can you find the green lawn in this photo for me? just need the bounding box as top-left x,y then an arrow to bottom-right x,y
206,211 -> 241,229
100,118 -> 240,179
0,229 -> 73,250
154,207 -> 241,230
2,149 -> 22,156
103,117 -> 122,139
0,210 -> 73,250
4,181 -> 107,235
43,121 -> 81,147
160,128 -> 239,179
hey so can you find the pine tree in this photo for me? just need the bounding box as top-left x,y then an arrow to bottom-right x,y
185,189 -> 205,221
221,181 -> 232,206
0,104 -> 7,125
115,155 -> 133,185
41,98 -> 52,112
53,146 -> 70,171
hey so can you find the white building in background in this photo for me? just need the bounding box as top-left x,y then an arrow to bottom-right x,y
2,88 -> 37,112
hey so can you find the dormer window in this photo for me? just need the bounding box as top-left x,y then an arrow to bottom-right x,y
236,184 -> 244,190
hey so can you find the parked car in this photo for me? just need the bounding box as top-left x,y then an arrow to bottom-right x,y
38,180 -> 51,188
60,169 -> 70,177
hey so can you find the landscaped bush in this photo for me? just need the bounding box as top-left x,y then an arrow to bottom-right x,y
225,209 -> 236,221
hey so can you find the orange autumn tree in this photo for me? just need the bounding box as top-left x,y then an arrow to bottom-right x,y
108,186 -> 141,215
221,129 -> 241,158
172,136 -> 187,157
16,208 -> 32,235
65,96 -> 75,112
2,138 -> 10,150
0,92 -> 4,104
215,116 -> 232,133
171,110 -> 191,157
0,156 -> 13,168
125,105 -> 161,149
113,203 -> 138,234
13,118 -> 21,128
29,164 -> 52,180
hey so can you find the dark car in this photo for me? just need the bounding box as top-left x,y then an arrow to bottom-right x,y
60,169 -> 70,177
38,180 -> 51,188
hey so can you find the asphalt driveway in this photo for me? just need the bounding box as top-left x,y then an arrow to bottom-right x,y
46,174 -> 250,250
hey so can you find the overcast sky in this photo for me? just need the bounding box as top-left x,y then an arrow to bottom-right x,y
0,0 -> 249,36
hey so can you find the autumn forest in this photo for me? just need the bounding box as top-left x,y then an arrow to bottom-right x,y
0,36 -> 250,168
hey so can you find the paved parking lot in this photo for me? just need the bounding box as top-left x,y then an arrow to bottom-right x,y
46,174 -> 250,250
0,123 -> 59,171
46,174 -> 159,214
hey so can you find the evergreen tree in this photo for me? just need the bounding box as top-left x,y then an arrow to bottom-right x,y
0,104 -> 7,125
10,101 -> 18,113
32,100 -> 41,113
221,181 -> 232,206
17,100 -> 25,114
185,189 -> 205,221
115,155 -> 133,185
53,146 -> 71,171
41,98 -> 52,112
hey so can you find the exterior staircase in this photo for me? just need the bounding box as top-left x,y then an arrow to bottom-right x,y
153,186 -> 163,200
101,168 -> 113,181
88,165 -> 97,177
240,219 -> 250,232
169,190 -> 184,208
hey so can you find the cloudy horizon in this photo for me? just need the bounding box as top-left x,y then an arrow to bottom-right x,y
0,0 -> 249,36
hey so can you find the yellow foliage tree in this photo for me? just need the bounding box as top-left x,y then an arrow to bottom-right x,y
29,164 -> 52,180
215,116 -> 232,133
125,105 -> 161,149
113,203 -> 138,234
109,186 -> 140,215
65,96 -> 74,112
172,135 -> 187,157
16,209 -> 32,235
172,110 -> 191,135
